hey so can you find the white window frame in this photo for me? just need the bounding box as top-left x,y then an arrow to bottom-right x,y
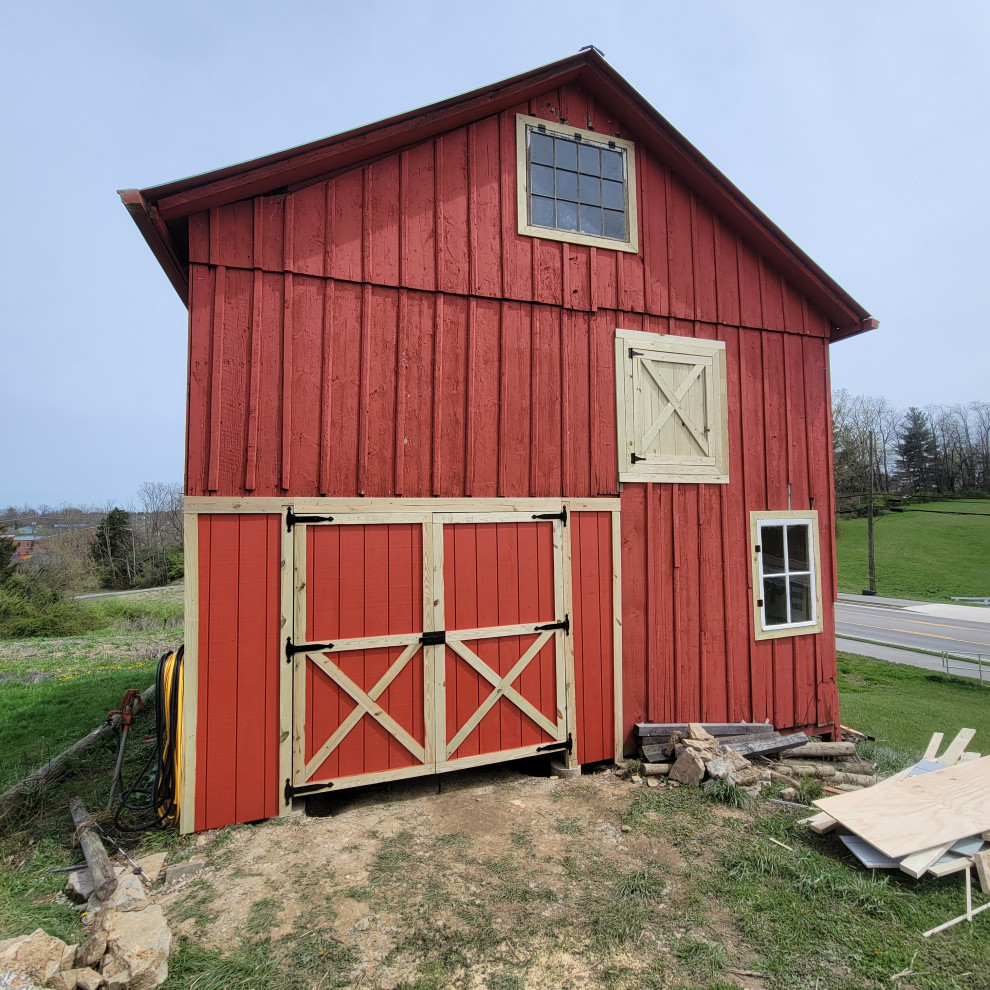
615,328 -> 729,484
750,510 -> 824,641
516,114 -> 639,253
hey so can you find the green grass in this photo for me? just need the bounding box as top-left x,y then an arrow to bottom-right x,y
837,651 -> 990,760
76,587 -> 184,631
901,499 -> 990,515
836,500 -> 990,601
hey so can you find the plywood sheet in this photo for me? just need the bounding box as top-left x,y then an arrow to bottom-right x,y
813,756 -> 990,858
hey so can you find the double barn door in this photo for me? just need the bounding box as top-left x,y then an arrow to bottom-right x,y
289,509 -> 569,796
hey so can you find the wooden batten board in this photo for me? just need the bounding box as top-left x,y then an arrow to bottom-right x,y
560,516 -> 579,769
422,520 -> 437,768
278,516 -> 295,814
814,756 -> 990,858
611,509 -> 623,763
923,732 -> 944,761
636,722 -> 775,738
937,727 -> 976,766
899,842 -> 956,880
291,525 -> 308,786
184,496 -> 572,514
179,511 -> 200,835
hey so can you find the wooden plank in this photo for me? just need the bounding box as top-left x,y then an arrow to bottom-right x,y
937,727 -> 976,766
801,811 -> 840,834
610,508 -> 623,761
179,512 -> 200,834
813,756 -> 990,858
781,741 -> 857,758
725,732 -> 810,758
636,722 -> 776,739
974,849 -> 990,894
899,842 -> 956,880
561,514 -> 578,769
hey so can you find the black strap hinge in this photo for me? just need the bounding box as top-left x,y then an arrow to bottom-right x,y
537,733 -> 573,754
285,779 -> 334,802
628,347 -> 643,358
286,508 -> 335,530
532,506 -> 567,526
630,453 -> 645,463
286,637 -> 334,660
420,630 -> 446,646
755,545 -> 761,553
535,614 -> 570,636
757,599 -> 764,608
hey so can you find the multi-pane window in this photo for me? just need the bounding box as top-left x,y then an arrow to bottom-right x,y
516,114 -> 638,253
750,512 -> 823,640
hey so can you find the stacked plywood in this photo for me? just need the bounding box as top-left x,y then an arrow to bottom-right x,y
802,729 -> 990,936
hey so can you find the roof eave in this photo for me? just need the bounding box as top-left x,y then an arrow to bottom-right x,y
119,189 -> 189,303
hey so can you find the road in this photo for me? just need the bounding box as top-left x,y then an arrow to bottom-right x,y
835,595 -> 990,679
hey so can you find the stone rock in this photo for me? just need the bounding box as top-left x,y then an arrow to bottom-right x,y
134,854 -> 167,886
0,930 -> 76,985
76,903 -> 112,970
686,723 -> 715,742
102,905 -> 171,990
669,749 -> 706,787
163,859 -> 204,885
727,765 -> 763,788
98,873 -> 149,914
62,969 -> 103,990
705,748 -> 751,781
779,787 -> 798,802
629,774 -> 642,784
646,778 -> 659,789
43,972 -> 77,990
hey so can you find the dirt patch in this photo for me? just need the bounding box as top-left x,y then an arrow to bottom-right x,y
159,765 -> 756,988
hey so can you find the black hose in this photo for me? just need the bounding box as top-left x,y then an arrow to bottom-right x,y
113,646 -> 183,832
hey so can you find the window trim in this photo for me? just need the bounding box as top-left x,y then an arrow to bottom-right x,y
515,114 -> 639,254
615,327 -> 729,484
749,510 -> 824,641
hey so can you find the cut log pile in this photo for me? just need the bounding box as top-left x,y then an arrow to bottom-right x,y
635,722 -> 872,796
801,728 -> 990,937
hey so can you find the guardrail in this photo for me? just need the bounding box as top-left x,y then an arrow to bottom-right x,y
941,651 -> 989,682
950,597 -> 990,605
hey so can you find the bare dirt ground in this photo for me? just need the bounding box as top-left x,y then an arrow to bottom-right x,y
159,763 -> 763,990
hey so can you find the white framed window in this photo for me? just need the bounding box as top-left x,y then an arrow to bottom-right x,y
615,328 -> 729,484
516,114 -> 638,253
750,511 -> 823,640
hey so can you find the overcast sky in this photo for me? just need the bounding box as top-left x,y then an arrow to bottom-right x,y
2,1 -> 987,507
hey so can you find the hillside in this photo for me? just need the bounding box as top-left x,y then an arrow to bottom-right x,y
835,499 -> 990,602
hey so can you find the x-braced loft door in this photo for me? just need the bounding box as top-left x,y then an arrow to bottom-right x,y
288,509 -> 569,798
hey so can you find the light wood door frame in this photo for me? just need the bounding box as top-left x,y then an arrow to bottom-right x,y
288,506 -> 569,795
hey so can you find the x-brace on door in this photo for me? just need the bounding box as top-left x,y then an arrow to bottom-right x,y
288,508 -> 569,798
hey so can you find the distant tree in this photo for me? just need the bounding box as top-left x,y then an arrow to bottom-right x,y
91,507 -> 134,589
0,536 -> 16,584
897,407 -> 937,492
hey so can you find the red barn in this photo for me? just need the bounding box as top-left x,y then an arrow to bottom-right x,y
121,51 -> 875,834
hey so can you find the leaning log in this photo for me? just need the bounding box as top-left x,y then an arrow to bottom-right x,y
0,683 -> 155,826
69,797 -> 118,902
642,762 -> 673,776
724,732 -> 810,758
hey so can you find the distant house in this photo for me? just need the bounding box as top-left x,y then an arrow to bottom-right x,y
11,535 -> 45,562
122,51 -> 876,834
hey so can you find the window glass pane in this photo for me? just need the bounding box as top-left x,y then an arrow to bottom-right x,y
789,575 -> 813,623
579,205 -> 602,235
578,143 -> 600,175
530,132 -> 553,166
787,525 -> 810,571
555,138 -> 577,171
531,196 -> 554,228
763,576 -> 788,626
531,163 -> 554,197
604,209 -> 625,239
602,148 -> 624,180
556,200 -> 578,231
579,175 -> 601,206
761,526 -> 785,574
555,169 -> 578,201
602,179 -> 624,210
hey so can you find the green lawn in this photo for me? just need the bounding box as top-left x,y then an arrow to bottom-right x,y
836,500 -> 990,601
837,651 -> 990,764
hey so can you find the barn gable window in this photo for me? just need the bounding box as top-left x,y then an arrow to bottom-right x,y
516,114 -> 638,253
614,329 -> 729,483
750,511 -> 824,640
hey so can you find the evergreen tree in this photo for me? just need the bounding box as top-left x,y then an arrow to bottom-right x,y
91,508 -> 134,589
897,407 -> 937,492
0,536 -> 16,585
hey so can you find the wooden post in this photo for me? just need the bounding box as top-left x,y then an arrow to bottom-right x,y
69,797 -> 118,901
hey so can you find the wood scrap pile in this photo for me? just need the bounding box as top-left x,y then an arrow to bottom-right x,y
801,729 -> 990,936
635,722 -> 818,795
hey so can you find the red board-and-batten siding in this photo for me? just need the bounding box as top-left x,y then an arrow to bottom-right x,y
185,82 -> 839,791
